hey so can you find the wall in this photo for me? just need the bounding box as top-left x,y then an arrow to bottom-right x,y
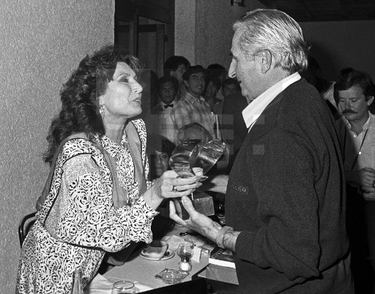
175,2 -> 375,83
174,0 -> 197,64
0,0 -> 114,292
300,20 -> 375,81
175,0 -> 266,69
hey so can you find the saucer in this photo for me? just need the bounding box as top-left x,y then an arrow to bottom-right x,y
140,250 -> 175,261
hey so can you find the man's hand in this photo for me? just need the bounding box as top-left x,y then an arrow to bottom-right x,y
169,196 -> 222,242
362,185 -> 375,201
355,167 -> 375,187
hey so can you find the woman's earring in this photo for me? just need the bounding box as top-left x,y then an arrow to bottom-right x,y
99,104 -> 105,117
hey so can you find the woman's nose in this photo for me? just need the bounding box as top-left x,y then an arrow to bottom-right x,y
132,81 -> 143,94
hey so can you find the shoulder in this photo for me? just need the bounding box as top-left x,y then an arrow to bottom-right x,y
150,103 -> 164,114
130,118 -> 146,129
58,138 -> 103,176
277,79 -> 326,121
60,138 -> 98,160
171,99 -> 189,114
258,79 -> 334,140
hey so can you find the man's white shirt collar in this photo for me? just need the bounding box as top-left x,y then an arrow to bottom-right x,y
242,72 -> 301,131
341,111 -> 373,132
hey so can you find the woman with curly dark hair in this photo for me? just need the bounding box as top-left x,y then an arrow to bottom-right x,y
16,44 -> 201,294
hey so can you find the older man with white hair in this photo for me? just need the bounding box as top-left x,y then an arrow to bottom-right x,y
171,9 -> 352,294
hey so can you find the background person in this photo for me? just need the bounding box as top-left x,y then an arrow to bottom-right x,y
221,77 -> 241,100
163,55 -> 190,101
144,76 -> 179,144
170,65 -> 216,144
16,45 -> 200,294
335,70 -> 375,293
171,9 -> 352,293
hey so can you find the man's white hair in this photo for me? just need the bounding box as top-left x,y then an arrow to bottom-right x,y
233,9 -> 309,73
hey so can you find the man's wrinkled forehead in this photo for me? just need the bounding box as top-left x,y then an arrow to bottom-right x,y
231,31 -> 243,57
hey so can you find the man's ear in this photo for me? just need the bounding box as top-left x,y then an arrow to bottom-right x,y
367,96 -> 374,106
183,79 -> 189,88
259,49 -> 272,74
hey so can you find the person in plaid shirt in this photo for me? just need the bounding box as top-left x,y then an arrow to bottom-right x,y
170,65 -> 216,143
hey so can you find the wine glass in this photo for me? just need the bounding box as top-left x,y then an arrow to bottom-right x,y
168,140 -> 201,178
177,241 -> 195,272
169,139 -> 226,182
191,139 -> 226,178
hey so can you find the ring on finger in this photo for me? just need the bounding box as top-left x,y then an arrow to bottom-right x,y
172,185 -> 178,192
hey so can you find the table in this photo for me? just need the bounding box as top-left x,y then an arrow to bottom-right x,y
103,224 -> 215,291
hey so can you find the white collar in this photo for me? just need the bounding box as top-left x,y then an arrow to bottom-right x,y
242,72 -> 301,131
162,99 -> 176,107
341,111 -> 373,132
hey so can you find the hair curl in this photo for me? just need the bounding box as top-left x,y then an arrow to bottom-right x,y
44,44 -> 141,163
233,9 -> 309,73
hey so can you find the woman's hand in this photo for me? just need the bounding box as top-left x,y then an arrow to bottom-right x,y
155,170 -> 202,198
142,170 -> 202,210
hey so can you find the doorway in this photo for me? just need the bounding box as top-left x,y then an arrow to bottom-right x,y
115,0 -> 175,77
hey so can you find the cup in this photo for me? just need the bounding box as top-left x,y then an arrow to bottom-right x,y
111,280 -> 136,294
141,240 -> 169,260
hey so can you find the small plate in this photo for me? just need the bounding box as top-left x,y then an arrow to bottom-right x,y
140,250 -> 175,261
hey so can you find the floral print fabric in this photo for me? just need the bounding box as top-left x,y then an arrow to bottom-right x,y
16,119 -> 157,294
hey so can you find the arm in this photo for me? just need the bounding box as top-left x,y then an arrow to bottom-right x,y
57,154 -> 200,251
169,196 -> 240,251
56,154 -> 156,252
142,170 -> 202,210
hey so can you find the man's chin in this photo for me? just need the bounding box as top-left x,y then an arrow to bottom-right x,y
343,113 -> 357,120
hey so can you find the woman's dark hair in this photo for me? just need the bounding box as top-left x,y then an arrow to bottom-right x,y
44,44 -> 141,163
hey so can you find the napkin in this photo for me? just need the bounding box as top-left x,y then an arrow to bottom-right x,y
84,273 -> 153,294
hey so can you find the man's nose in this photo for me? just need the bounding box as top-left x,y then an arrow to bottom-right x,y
229,60 -> 236,78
